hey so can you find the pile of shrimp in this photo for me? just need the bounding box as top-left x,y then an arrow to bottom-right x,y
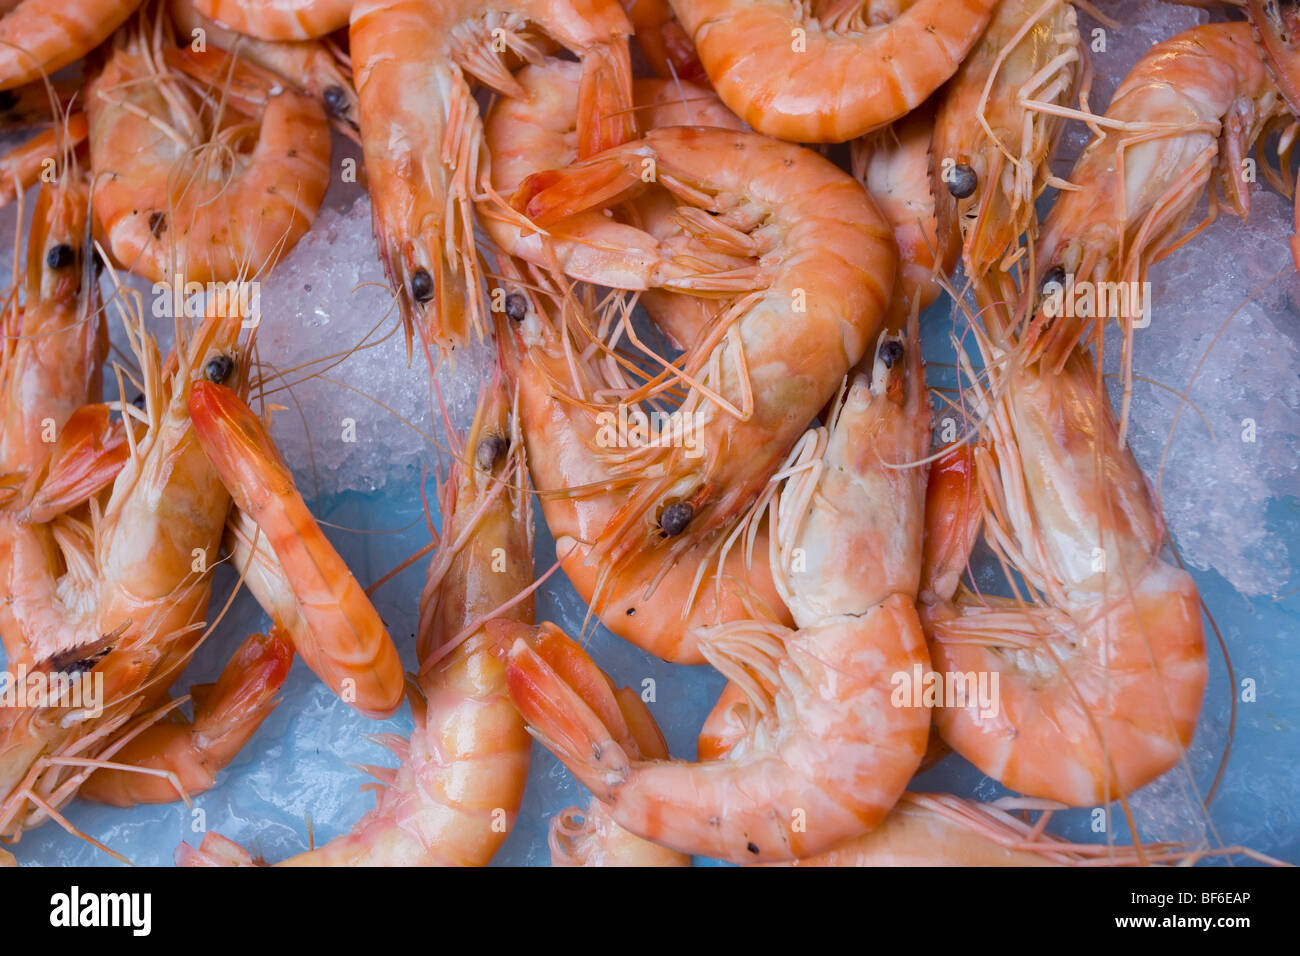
0,0 -> 1292,867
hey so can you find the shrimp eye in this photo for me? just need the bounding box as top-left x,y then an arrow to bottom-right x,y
411,268 -> 434,303
504,292 -> 528,322
46,244 -> 75,269
879,340 -> 905,369
0,90 -> 16,113
476,435 -> 507,471
204,354 -> 235,384
947,163 -> 977,199
148,211 -> 166,238
659,501 -> 693,537
323,85 -> 349,117
1041,265 -> 1066,293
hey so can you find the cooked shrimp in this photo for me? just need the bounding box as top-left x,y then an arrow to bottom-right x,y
1019,22 -> 1283,438
1245,0 -> 1300,271
666,0 -> 998,142
0,0 -> 142,90
0,296 -> 281,853
88,16 -> 330,283
921,302 -> 1207,806
169,0 -> 362,139
931,0 -> 1080,278
194,0 -> 351,40
0,111 -> 88,207
178,376 -> 537,866
506,322 -> 932,862
497,128 -> 894,664
349,0 -> 635,351
187,381 -> 405,719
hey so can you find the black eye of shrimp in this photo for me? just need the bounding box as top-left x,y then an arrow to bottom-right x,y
411,268 -> 434,302
205,354 -> 235,384
323,85 -> 349,117
1041,265 -> 1067,294
947,163 -> 978,199
659,502 -> 693,537
504,292 -> 528,322
46,244 -> 75,269
879,340 -> 905,369
476,435 -> 507,471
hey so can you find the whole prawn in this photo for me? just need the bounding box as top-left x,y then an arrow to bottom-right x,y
497,126 -> 895,663
506,320 -> 932,862
920,297 -> 1207,807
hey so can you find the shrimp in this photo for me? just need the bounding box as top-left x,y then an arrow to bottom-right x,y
497,128 -> 894,664
0,0 -> 142,90
349,0 -> 635,352
178,375 -> 537,866
168,0 -> 362,139
0,294 -> 284,853
0,111 -> 89,207
1017,22 -> 1283,438
88,13 -> 330,284
920,302 -> 1207,807
930,0 -> 1081,278
665,0 -> 999,142
187,382 -> 405,719
506,320 -> 932,862
193,0 -> 352,40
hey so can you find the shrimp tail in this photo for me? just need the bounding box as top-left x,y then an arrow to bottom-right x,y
22,404 -> 131,524
175,831 -> 261,867
501,621 -> 632,797
79,628 -> 293,807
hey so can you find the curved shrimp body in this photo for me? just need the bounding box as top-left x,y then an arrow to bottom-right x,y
187,382 -> 404,719
931,0 -> 1080,278
666,0 -> 998,142
1025,22 -> 1282,372
507,325 -> 932,862
87,25 -> 330,284
168,0 -> 362,139
0,0 -> 142,90
195,0 -> 352,40
180,378 -> 538,866
349,0 -> 635,351
923,320 -> 1207,806
508,128 -> 895,619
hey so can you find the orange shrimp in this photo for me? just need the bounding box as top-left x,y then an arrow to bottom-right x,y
931,0 -> 1081,278
666,0 -> 999,142
1245,0 -> 1300,272
0,111 -> 89,207
0,294 -> 285,856
498,128 -> 894,663
187,382 -> 404,719
507,321 -> 932,862
194,0 -> 352,40
619,0 -> 704,83
920,300 -> 1207,806
88,15 -> 330,283
1018,22 -> 1283,439
348,0 -> 635,352
0,0 -> 142,90
178,376 -> 536,865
